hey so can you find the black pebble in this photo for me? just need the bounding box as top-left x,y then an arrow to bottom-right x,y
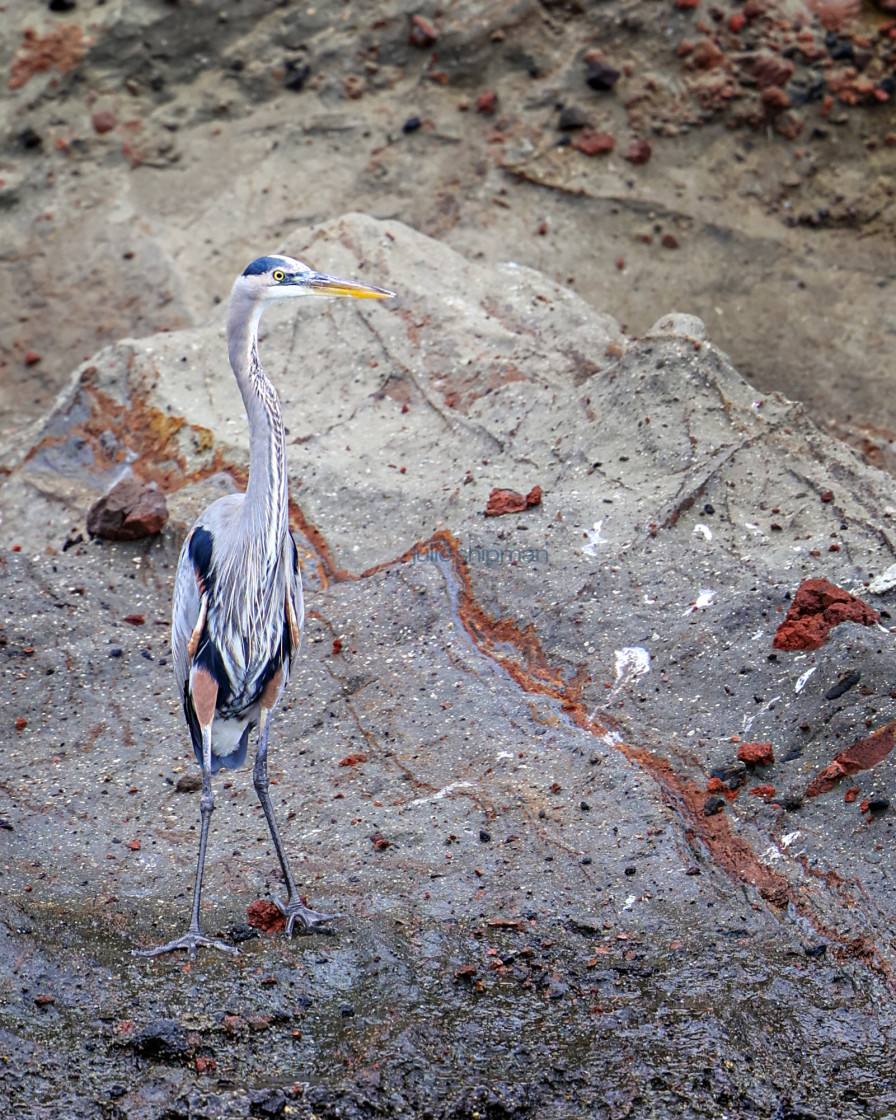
284,62 -> 310,92
108,648 -> 123,659
804,943 -> 827,958
558,105 -> 589,130
868,797 -> 890,814
479,829 -> 491,842
825,670 -> 860,701
703,795 -> 726,817
585,60 -> 620,92
782,792 -> 803,812
132,1019 -> 189,1059
18,127 -> 42,150
48,0 -> 77,10
703,503 -> 715,515
340,1004 -> 355,1018
403,116 -> 422,133
624,866 -> 636,876
580,800 -> 590,811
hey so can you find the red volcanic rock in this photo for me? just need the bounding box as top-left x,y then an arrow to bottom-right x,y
475,91 -> 498,115
624,139 -> 652,164
773,578 -> 879,651
689,39 -> 725,70
805,721 -> 896,798
86,477 -> 168,540
484,485 -> 543,517
740,52 -> 795,91
91,110 -> 117,134
738,741 -> 775,767
749,785 -> 777,800
246,899 -> 285,932
572,129 -> 615,155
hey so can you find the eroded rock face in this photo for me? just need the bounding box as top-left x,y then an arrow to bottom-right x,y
3,215 -> 896,1115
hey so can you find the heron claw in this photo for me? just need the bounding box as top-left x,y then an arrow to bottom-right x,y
272,894 -> 340,936
133,929 -> 239,961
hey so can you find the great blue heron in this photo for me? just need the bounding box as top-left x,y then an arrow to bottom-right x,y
135,254 -> 393,959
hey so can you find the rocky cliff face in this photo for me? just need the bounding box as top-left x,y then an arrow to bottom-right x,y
2,212 -> 896,1117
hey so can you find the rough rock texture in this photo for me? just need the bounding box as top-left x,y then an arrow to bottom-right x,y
773,576 -> 881,650
3,214 -> 896,1115
86,476 -> 168,540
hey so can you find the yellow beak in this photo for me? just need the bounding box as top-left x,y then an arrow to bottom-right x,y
307,273 -> 394,300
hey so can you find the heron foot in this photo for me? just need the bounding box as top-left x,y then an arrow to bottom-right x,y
133,929 -> 239,961
272,894 -> 340,936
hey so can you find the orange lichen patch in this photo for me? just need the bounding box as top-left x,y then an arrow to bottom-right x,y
805,721 -> 896,798
9,25 -> 90,89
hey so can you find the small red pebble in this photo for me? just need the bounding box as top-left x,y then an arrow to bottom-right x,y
195,1056 -> 216,1074
92,110 -> 117,134
408,13 -> 437,48
11,544 -> 21,552
729,11 -> 746,31
371,832 -> 391,850
749,785 -> 776,800
661,233 -> 679,249
475,91 -> 498,115
34,995 -> 55,1006
820,490 -> 834,502
572,129 -> 615,156
706,777 -> 725,793
615,257 -> 625,270
675,0 -> 699,8
127,840 -> 141,850
15,717 -> 26,731
332,638 -> 343,654
123,613 -> 145,625
860,799 -> 870,813
624,139 -> 652,165
738,741 -> 775,766
24,350 -> 41,366
844,787 -> 860,803
537,220 -> 548,235
338,753 -> 368,767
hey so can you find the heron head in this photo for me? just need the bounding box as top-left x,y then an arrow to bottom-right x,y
236,254 -> 394,303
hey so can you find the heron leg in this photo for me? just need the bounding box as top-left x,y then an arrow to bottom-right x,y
253,707 -> 339,936
134,720 -> 238,960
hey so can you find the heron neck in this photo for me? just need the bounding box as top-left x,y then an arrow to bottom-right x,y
227,294 -> 289,547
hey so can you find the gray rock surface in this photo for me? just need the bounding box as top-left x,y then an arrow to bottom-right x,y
2,213 -> 896,1116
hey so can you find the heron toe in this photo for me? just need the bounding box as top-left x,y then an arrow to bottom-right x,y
272,894 -> 340,936
133,929 -> 240,961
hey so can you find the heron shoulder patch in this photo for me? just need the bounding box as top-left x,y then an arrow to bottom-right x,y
188,526 -> 215,593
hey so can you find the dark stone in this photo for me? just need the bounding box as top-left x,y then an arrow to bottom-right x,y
585,60 -> 620,92
804,943 -> 827,958
132,1019 -> 190,1059
284,62 -> 310,92
782,792 -> 804,811
403,116 -> 422,133
86,477 -> 168,540
19,127 -> 43,150
479,829 -> 491,842
176,773 -> 203,793
703,795 -> 726,816
710,760 -> 747,789
249,1089 -> 288,1118
868,797 -> 890,813
624,866 -> 637,876
558,105 -> 590,130
227,922 -> 259,944
48,0 -> 77,10
824,670 -> 860,701
108,649 -> 123,658
340,1004 -> 355,1018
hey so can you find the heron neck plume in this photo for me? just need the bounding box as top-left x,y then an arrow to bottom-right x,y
226,291 -> 289,548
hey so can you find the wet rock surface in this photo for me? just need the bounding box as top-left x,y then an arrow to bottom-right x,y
2,213 -> 896,1115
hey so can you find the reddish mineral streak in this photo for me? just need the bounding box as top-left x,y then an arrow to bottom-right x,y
773,577 -> 880,651
805,721 -> 896,798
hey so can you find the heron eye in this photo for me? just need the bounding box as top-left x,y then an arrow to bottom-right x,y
272,269 -> 286,282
